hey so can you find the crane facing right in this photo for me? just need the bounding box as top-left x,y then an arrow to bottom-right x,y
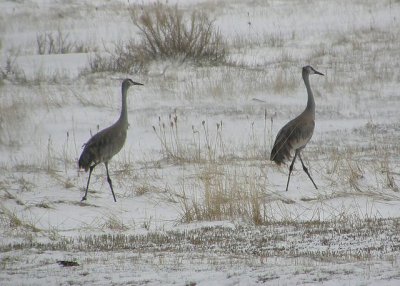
78,78 -> 143,202
270,65 -> 324,191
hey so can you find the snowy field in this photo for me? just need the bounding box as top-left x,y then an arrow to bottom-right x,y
1,0 -> 400,285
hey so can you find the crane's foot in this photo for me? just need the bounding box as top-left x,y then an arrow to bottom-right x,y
81,196 -> 87,202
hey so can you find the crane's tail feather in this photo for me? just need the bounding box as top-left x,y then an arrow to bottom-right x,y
270,139 -> 292,165
78,149 -> 94,172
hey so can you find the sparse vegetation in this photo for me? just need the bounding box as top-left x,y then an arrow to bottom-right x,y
102,214 -> 129,232
1,53 -> 27,84
231,32 -> 286,50
180,163 -> 268,225
85,2 -> 227,74
272,68 -> 298,94
152,113 -> 226,163
2,0 -> 400,283
85,41 -> 145,74
0,205 -> 40,233
36,30 -> 91,55
130,3 -> 226,63
1,217 -> 399,260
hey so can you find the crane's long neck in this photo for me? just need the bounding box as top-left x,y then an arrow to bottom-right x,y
303,72 -> 315,116
118,84 -> 129,127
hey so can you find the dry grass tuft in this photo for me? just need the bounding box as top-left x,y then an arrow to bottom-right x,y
0,205 -> 41,233
85,3 -> 227,74
180,163 -> 268,225
130,3 -> 227,64
84,40 -> 146,74
152,113 -> 226,163
36,30 -> 92,55
102,214 -> 129,232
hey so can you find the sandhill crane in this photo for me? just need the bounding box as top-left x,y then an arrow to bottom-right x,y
270,65 -> 324,191
78,78 -> 143,202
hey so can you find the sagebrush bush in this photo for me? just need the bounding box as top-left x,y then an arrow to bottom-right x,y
85,40 -> 145,74
130,3 -> 227,63
85,3 -> 227,74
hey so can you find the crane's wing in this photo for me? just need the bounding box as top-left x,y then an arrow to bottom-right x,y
270,116 -> 314,165
78,123 -> 127,171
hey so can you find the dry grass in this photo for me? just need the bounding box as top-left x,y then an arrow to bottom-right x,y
307,25 -> 400,93
1,53 -> 27,84
36,30 -> 92,55
231,31 -> 286,50
130,3 -> 226,64
180,163 -> 268,225
2,217 -> 399,263
172,119 -> 400,225
1,0 -> 400,239
147,108 -> 400,225
149,114 -> 276,225
85,2 -> 227,74
84,40 -> 146,74
313,141 -> 400,203
0,204 -> 41,234
152,113 -> 227,163
271,68 -> 298,94
102,214 -> 129,232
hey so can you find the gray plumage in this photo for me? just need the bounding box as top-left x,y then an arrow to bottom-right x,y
79,78 -> 143,202
270,65 -> 323,191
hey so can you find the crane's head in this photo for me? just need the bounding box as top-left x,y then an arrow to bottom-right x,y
123,78 -> 144,90
303,65 -> 324,76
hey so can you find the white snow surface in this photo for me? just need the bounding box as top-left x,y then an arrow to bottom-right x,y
1,0 -> 400,285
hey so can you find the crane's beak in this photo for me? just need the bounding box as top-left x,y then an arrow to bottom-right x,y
132,81 -> 144,86
315,70 -> 324,76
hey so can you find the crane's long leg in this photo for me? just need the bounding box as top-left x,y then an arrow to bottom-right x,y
286,151 -> 298,192
82,164 -> 97,201
298,153 -> 318,190
105,162 -> 117,202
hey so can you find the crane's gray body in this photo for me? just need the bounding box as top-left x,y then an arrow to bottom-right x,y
79,119 -> 128,171
270,66 -> 323,191
78,79 -> 143,202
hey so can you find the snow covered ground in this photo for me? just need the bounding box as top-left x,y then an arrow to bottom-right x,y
1,0 -> 400,284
